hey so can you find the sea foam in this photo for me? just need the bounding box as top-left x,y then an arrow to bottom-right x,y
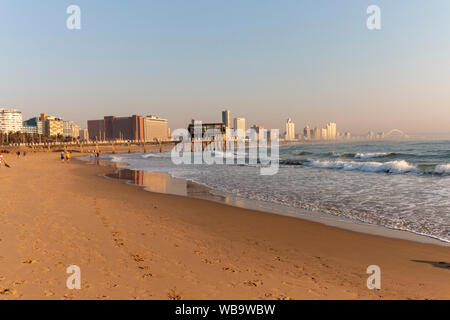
303,160 -> 417,174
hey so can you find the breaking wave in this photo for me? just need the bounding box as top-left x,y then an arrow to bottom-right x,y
302,160 -> 449,175
354,152 -> 395,159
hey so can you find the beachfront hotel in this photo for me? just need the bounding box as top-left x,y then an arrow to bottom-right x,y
0,108 -> 23,133
143,116 -> 169,142
63,121 -> 81,138
21,113 -> 82,138
41,115 -> 64,137
88,115 -> 144,141
88,115 -> 169,142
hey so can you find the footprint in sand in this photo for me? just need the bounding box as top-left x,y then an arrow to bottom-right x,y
131,254 -> 145,263
45,290 -> 55,297
264,293 -> 291,300
223,266 -> 237,273
112,231 -> 125,247
22,259 -> 39,264
244,280 -> 263,287
63,293 -> 75,300
168,288 -> 182,300
0,288 -> 17,296
138,266 -> 151,270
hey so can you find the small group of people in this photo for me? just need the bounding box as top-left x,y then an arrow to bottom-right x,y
60,151 -> 71,163
88,151 -> 101,159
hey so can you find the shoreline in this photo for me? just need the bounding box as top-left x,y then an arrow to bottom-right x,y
90,154 -> 449,247
0,151 -> 448,299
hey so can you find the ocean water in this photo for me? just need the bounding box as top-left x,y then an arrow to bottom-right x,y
101,140 -> 450,242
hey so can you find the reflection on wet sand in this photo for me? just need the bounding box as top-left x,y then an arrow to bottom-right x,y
106,169 -> 227,202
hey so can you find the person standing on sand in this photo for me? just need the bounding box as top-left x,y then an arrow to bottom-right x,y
65,152 -> 71,163
61,152 -> 65,163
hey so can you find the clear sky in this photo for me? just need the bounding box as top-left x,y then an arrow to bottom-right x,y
1,0 -> 449,135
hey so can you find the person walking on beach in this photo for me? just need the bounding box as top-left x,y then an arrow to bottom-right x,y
61,152 -> 65,163
0,153 -> 10,168
65,152 -> 71,164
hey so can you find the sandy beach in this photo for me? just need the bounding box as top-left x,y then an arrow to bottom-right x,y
0,150 -> 448,300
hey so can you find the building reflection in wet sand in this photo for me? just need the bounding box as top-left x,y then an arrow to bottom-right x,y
106,169 -> 222,199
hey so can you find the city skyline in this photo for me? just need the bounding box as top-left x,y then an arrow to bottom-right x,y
0,106 -> 433,142
1,1 -> 450,136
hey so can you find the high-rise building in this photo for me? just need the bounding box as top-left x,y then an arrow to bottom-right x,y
143,115 -> 168,142
321,128 -> 328,140
106,115 -> 144,141
222,110 -> 231,129
79,129 -> 89,141
88,115 -> 144,141
326,122 -> 337,140
314,127 -> 321,140
233,118 -> 246,135
23,117 -> 45,135
187,122 -> 226,139
37,113 -> 64,137
0,108 -> 23,133
87,119 -> 105,141
303,125 -> 311,140
285,118 -> 295,141
63,121 -> 81,138
63,121 -> 72,137
250,124 -> 264,134
250,124 -> 266,141
45,118 -> 64,136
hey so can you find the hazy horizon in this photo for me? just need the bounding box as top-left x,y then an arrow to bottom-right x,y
1,0 -> 449,135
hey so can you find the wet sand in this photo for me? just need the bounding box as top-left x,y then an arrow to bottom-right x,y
0,151 -> 448,299
105,167 -> 449,246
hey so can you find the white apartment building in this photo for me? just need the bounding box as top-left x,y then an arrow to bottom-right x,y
63,121 -> 80,138
0,108 -> 23,133
233,118 -> 246,137
143,115 -> 168,142
285,118 -> 295,141
326,122 -> 337,140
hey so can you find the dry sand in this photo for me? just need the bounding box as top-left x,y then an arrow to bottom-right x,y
0,150 -> 448,300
